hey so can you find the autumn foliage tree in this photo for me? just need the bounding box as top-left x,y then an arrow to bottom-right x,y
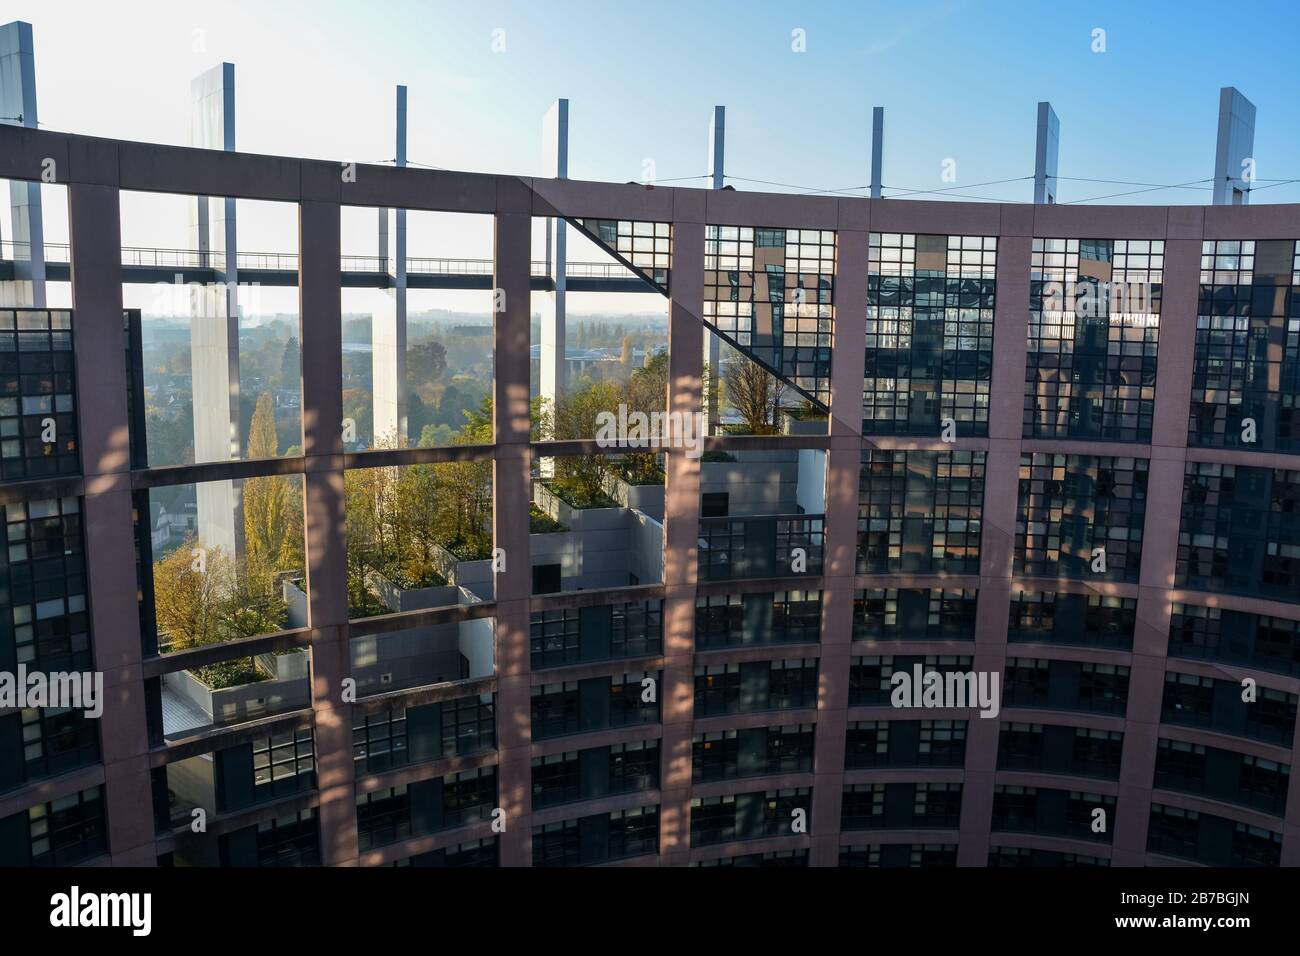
149,393 -> 298,686
621,349 -> 668,484
722,349 -> 786,435
344,400 -> 495,614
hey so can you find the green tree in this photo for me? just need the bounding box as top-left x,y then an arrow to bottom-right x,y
242,393 -> 292,580
279,337 -> 300,387
622,349 -> 667,484
152,536 -> 231,651
344,462 -> 399,611
406,339 -> 448,390
550,380 -> 622,506
145,402 -> 195,467
151,534 -> 286,683
722,350 -> 785,434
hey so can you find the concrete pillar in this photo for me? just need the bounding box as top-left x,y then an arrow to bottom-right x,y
658,218 -> 704,864
1213,87 -> 1255,206
708,105 -> 725,191
69,178 -> 157,864
957,224 -> 1032,865
373,85 -> 408,446
299,196 -> 358,865
869,107 -> 884,200
1112,235 -> 1201,865
811,222 -> 868,865
538,99 -> 568,423
1033,101 -> 1059,205
704,106 -> 724,429
492,206 -> 534,865
190,62 -> 242,556
0,20 -> 46,308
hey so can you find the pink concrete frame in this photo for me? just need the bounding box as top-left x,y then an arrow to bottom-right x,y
2,124 -> 1298,867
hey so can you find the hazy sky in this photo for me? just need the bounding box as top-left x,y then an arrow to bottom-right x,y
8,0 -> 1300,312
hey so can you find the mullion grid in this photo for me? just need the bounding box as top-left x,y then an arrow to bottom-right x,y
1015,453 -> 1148,582
530,607 -> 580,668
252,728 -> 317,798
441,693 -> 497,757
1026,239 -> 1162,442
1189,239 -> 1299,452
1,496 -> 91,673
852,587 -> 979,642
17,706 -> 100,785
255,810 -> 320,866
856,449 -> 985,574
610,599 -> 663,659
865,233 -> 996,437
0,309 -> 79,480
1007,590 -> 1136,649
705,225 -> 835,404
528,599 -> 670,668
352,707 -> 408,773
356,785 -> 411,849
1176,462 -> 1300,600
1169,602 -> 1300,676
694,591 -> 822,648
441,764 -> 491,827
1200,240 -> 1255,285
576,218 -> 672,291
768,657 -> 819,709
27,786 -> 107,866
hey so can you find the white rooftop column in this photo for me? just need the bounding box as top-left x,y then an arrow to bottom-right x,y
1213,87 -> 1256,205
190,62 -> 241,557
0,20 -> 46,307
538,98 -> 568,423
373,84 -> 408,445
705,106 -> 725,428
1034,101 -> 1059,204
708,105 -> 725,191
870,106 -> 884,199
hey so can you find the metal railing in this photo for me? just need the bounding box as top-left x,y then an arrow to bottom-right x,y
3,239 -> 70,263
5,241 -> 637,279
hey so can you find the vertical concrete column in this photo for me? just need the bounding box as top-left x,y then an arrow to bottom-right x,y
373,84 -> 408,446
658,216 -> 704,864
68,178 -> 156,864
957,217 -> 1031,865
492,206 -> 533,865
537,100 -> 568,426
1213,88 -> 1256,206
0,20 -> 45,308
811,220 -> 868,866
1112,232 -> 1200,864
869,108 -> 884,200
299,197 -> 357,865
1033,102 -> 1059,205
190,63 -> 242,555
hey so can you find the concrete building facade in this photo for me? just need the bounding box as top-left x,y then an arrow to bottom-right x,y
0,121 -> 1298,868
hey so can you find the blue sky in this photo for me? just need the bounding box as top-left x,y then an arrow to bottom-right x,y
21,0 -> 1299,199
13,0 -> 1300,286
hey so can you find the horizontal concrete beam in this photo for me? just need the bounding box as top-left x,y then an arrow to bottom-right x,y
4,126 -> 1297,237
